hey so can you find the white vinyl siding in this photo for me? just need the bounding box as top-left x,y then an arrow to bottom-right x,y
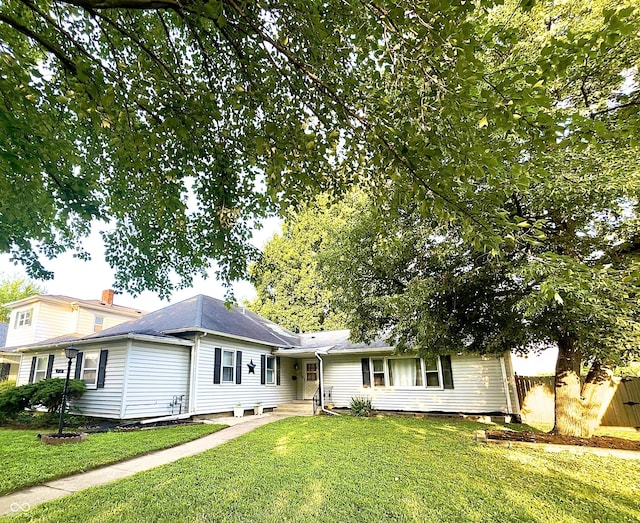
194,335 -> 296,415
120,341 -> 191,419
71,342 -> 127,418
75,308 -> 138,335
323,352 -> 513,414
6,304 -> 41,347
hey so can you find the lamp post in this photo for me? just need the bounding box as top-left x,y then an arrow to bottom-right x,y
58,345 -> 79,435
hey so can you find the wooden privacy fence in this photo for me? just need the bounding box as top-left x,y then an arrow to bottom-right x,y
515,375 -> 640,428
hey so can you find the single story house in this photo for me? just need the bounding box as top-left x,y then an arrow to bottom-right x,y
8,295 -> 520,420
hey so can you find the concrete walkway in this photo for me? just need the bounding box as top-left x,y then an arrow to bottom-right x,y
0,413 -> 289,518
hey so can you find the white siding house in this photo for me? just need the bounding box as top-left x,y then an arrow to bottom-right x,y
320,352 -> 516,414
9,295 -> 521,421
1,290 -> 145,385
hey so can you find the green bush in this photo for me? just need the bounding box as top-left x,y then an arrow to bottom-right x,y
0,379 -> 16,394
350,396 -> 373,417
0,383 -> 35,419
29,379 -> 87,413
0,379 -> 86,420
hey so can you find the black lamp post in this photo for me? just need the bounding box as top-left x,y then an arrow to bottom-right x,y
58,345 -> 79,435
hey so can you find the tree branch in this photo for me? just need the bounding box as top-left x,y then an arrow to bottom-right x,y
0,13 -> 77,75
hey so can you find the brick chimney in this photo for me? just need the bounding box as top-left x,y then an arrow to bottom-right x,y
101,289 -> 115,305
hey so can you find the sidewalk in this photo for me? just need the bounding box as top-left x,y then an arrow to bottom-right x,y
0,413 -> 289,518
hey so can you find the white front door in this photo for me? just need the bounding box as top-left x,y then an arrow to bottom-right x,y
303,360 -> 319,400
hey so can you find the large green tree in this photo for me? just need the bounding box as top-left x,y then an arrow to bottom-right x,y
1,0 -> 637,297
247,195 -> 352,333
0,273 -> 46,322
319,145 -> 640,437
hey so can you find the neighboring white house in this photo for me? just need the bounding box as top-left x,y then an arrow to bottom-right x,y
0,290 -> 145,383
8,295 -> 520,420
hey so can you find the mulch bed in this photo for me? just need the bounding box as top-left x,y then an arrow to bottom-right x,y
486,430 -> 640,451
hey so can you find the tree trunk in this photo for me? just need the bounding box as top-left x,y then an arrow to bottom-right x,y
581,363 -> 619,437
552,333 -> 585,436
553,334 -> 619,438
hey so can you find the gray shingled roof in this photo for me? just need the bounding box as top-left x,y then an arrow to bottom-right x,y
86,295 -> 300,347
2,295 -> 390,354
298,330 -> 391,352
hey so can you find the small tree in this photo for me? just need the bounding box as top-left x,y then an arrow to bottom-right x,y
0,274 -> 46,323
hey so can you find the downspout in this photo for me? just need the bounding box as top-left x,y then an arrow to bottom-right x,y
498,354 -> 514,415
315,351 -> 339,416
120,338 -> 133,420
189,334 -> 203,415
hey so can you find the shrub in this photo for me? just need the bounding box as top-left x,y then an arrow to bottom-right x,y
350,396 -> 373,417
0,379 -> 16,394
0,379 -> 86,420
0,383 -> 35,419
29,379 -> 87,413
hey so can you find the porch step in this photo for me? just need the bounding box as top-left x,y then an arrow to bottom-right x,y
275,400 -> 315,416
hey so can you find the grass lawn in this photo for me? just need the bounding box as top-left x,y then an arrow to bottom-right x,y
8,416 -> 640,522
0,423 -> 225,495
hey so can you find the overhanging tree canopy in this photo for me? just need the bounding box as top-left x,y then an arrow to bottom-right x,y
1,0 -> 637,296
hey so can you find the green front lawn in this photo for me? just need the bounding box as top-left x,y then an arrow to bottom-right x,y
0,423 -> 225,495
9,416 -> 639,522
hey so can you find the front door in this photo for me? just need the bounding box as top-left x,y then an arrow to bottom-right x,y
303,360 -> 319,400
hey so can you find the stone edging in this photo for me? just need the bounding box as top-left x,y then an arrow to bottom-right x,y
474,430 -> 640,460
41,433 -> 88,445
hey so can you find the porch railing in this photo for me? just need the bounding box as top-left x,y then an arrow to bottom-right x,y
312,386 -> 321,414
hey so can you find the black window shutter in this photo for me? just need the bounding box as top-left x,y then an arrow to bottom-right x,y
276,356 -> 281,386
74,352 -> 84,379
441,355 -> 454,389
97,350 -> 108,388
235,351 -> 242,384
45,354 -> 55,379
260,354 -> 266,385
213,347 -> 222,384
28,356 -> 37,383
361,358 -> 371,388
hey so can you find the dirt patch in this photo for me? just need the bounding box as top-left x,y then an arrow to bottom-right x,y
486,430 -> 640,451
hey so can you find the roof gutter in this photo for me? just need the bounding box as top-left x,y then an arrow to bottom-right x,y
15,333 -> 194,353
315,351 -> 339,416
163,327 -> 290,350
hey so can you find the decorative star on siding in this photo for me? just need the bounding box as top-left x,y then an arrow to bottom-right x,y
247,360 -> 256,374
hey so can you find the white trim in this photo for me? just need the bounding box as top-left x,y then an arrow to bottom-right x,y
499,355 -> 513,413
32,354 -> 48,383
80,350 -> 100,389
221,349 -> 235,383
120,339 -> 133,419
265,355 -> 277,385
164,327 -> 283,350
366,356 -> 444,390
189,334 -> 201,414
16,333 -> 193,353
423,355 -> 444,390
14,309 -> 33,328
3,295 -> 143,317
